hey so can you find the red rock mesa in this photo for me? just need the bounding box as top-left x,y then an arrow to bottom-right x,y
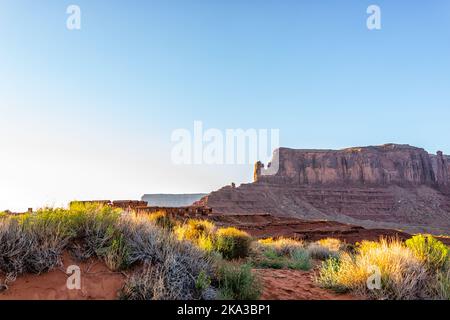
198,144 -> 450,235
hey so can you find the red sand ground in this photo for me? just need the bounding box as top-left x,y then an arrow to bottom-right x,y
255,268 -> 357,300
0,253 -> 125,300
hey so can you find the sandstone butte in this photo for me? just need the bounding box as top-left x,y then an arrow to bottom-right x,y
196,144 -> 450,235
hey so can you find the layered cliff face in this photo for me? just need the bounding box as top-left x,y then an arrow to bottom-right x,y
430,151 -> 450,188
199,144 -> 450,235
257,144 -> 450,187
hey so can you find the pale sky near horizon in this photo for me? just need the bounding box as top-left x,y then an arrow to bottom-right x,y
1,0 -> 450,211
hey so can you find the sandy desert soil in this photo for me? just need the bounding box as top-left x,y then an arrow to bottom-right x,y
255,268 -> 358,300
0,253 -> 125,300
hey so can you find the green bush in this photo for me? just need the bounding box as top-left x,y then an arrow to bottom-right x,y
217,263 -> 261,300
251,249 -> 286,269
257,259 -> 285,269
288,249 -> 311,271
195,270 -> 212,292
214,227 -> 252,260
405,234 -> 449,270
263,249 -> 281,260
252,243 -> 311,271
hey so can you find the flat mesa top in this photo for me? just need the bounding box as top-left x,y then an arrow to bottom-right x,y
278,144 -> 424,153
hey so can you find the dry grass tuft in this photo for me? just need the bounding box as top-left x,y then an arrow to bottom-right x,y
216,262 -> 262,300
317,237 -> 444,299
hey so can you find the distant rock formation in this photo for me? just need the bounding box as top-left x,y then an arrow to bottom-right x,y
141,193 -> 207,207
430,151 -> 450,188
198,144 -> 450,235
256,144 -> 450,187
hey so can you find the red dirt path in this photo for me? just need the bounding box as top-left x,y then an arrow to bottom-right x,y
255,268 -> 358,300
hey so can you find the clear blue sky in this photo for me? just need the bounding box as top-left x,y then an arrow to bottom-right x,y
1,0 -> 450,210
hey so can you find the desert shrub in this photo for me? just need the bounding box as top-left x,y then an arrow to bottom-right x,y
0,215 -> 68,275
159,241 -> 215,300
22,219 -> 69,274
196,270 -> 212,291
197,234 -> 215,252
119,215 -> 215,300
263,248 -> 281,260
0,219 -> 32,274
433,269 -> 450,300
217,263 -> 261,300
121,249 -> 214,300
174,219 -> 216,252
214,227 -> 252,260
1,205 -> 221,300
257,237 -> 304,256
405,234 -> 448,270
175,219 -> 216,241
118,216 -> 169,264
307,242 -> 339,261
17,208 -> 74,239
69,201 -> 112,213
1,204 -> 127,275
174,221 -> 253,259
121,261 -> 217,301
148,211 -> 176,231
98,232 -> 130,271
288,249 -> 311,271
256,259 -> 285,269
316,258 -> 345,292
255,248 -> 311,271
317,238 -> 344,252
68,205 -> 123,262
119,265 -> 158,300
317,238 -> 430,299
254,249 -> 286,269
252,238 -> 311,270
